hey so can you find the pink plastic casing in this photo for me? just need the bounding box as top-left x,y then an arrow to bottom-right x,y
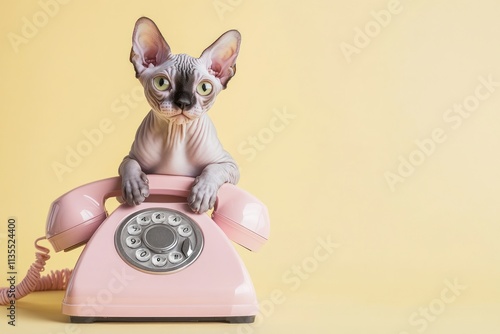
45,175 -> 270,319
212,184 -> 269,251
63,201 -> 259,319
46,175 -> 270,252
45,178 -> 121,252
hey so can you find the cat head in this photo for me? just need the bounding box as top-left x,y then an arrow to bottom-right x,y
130,17 -> 241,125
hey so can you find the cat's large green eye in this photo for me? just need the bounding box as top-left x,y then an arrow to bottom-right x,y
153,76 -> 170,91
196,81 -> 213,96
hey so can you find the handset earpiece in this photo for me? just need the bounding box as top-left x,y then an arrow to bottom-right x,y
212,183 -> 270,251
46,178 -> 122,252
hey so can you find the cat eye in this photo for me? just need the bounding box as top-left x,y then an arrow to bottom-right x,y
153,76 -> 170,91
196,81 -> 213,96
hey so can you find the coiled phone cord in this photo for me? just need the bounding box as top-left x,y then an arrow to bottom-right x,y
0,237 -> 72,305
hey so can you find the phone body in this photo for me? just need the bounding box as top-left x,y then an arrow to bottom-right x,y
45,174 -> 270,323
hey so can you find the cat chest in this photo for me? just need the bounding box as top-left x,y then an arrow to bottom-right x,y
141,135 -> 215,176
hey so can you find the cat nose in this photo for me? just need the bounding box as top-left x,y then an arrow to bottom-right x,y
174,93 -> 192,110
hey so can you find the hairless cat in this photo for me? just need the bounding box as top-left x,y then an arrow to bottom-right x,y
119,17 -> 241,213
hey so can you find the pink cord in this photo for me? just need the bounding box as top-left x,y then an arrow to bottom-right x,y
0,237 -> 72,305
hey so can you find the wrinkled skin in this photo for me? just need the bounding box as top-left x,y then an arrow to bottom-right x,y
119,17 -> 240,213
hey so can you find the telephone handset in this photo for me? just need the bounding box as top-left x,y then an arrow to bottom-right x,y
46,174 -> 269,253
1,174 -> 270,323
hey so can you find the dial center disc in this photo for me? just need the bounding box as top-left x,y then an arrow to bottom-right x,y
143,225 -> 177,252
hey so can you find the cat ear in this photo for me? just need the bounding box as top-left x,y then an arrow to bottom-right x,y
130,17 -> 171,78
200,30 -> 241,88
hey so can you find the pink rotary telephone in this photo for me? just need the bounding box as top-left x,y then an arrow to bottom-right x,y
2,175 -> 269,323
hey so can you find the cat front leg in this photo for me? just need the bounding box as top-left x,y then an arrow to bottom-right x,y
118,156 -> 150,205
188,161 -> 239,213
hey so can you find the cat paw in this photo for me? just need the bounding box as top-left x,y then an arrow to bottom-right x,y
121,172 -> 150,205
187,176 -> 219,213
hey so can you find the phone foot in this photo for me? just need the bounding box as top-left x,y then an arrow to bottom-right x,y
70,315 -> 255,323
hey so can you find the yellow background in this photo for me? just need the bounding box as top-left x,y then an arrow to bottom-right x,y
1,0 -> 500,333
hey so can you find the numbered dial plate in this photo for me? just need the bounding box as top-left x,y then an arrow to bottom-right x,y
115,208 -> 203,273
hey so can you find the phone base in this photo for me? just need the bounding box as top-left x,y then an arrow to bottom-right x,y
70,315 -> 255,324
63,202 -> 260,325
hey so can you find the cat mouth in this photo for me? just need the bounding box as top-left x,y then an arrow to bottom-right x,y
158,107 -> 199,124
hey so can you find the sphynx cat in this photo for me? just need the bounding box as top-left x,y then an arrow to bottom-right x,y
119,17 -> 240,213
